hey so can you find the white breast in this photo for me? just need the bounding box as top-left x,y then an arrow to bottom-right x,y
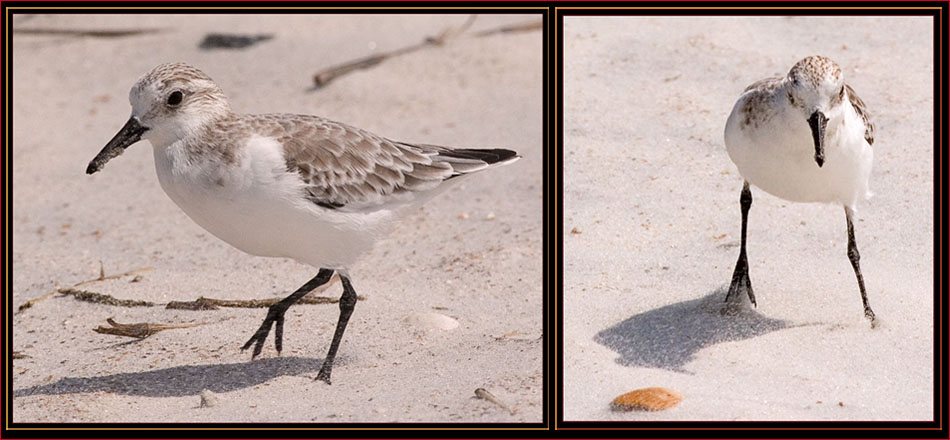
725,98 -> 873,209
151,136 -> 396,269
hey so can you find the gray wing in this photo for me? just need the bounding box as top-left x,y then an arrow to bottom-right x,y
736,76 -> 783,129
257,115 -> 516,209
845,84 -> 874,146
742,76 -> 783,94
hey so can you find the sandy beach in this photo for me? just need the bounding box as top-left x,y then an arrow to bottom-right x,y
563,16 -> 934,421
12,13 -> 543,423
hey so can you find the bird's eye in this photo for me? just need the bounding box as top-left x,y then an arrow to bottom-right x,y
166,90 -> 183,107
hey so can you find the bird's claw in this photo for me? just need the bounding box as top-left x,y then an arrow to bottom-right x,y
241,305 -> 286,358
724,255 -> 755,308
726,273 -> 755,307
865,308 -> 877,328
315,368 -> 332,385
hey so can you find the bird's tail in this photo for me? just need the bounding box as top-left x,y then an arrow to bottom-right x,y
416,146 -> 520,177
438,148 -> 520,176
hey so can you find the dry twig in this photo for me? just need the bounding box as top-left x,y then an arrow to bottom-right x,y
193,294 -> 366,309
18,265 -> 358,314
475,387 -> 516,415
94,318 -> 204,339
473,20 -> 542,37
16,265 -> 153,313
312,15 -> 477,88
13,28 -> 165,38
58,288 -> 154,307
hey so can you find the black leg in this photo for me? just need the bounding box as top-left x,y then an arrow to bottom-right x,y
725,181 -> 756,307
845,206 -> 876,326
241,268 -> 334,358
315,273 -> 358,384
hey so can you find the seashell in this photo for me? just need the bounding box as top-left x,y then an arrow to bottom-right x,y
405,312 -> 459,330
610,387 -> 683,412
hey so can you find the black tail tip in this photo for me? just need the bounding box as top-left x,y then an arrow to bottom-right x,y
489,148 -> 519,164
440,148 -> 519,164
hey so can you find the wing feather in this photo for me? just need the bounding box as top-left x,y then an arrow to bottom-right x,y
742,76 -> 783,94
243,114 -> 517,209
845,83 -> 874,146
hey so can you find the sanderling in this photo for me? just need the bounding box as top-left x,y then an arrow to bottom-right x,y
86,62 -> 520,383
723,55 -> 876,326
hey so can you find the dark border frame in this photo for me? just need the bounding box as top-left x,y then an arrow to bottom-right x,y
555,3 -> 947,437
2,3 -> 551,436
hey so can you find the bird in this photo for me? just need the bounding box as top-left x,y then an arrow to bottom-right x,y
722,55 -> 876,326
86,62 -> 520,383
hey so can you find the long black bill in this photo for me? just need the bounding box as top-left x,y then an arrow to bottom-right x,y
86,117 -> 148,175
807,111 -> 828,168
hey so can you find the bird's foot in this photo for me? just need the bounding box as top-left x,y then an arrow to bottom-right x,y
865,308 -> 877,329
723,263 -> 755,313
315,364 -> 333,385
240,304 -> 287,358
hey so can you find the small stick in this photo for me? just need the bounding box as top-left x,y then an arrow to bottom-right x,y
473,20 -> 542,37
18,266 -> 360,313
16,291 -> 58,314
475,388 -> 516,415
57,288 -> 154,307
74,266 -> 153,289
13,28 -> 165,38
313,53 -> 394,88
196,293 -> 365,309
16,266 -> 153,313
431,14 -> 477,43
94,317 -> 203,339
313,15 -> 477,88
166,299 -> 219,311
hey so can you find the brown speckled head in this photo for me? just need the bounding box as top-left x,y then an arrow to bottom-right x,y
783,56 -> 856,167
87,63 -> 234,174
787,56 -> 842,89
784,56 -> 846,115
128,63 -> 232,146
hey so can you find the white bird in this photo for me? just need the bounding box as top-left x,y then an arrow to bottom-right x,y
86,63 -> 519,383
723,55 -> 876,326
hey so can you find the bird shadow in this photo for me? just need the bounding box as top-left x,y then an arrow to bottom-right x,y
594,288 -> 801,373
13,356 -> 324,398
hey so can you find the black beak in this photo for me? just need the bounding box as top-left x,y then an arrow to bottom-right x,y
807,111 -> 827,168
86,117 -> 148,175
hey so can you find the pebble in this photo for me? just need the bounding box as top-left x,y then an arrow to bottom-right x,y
405,312 -> 459,330
199,389 -> 219,408
475,387 -> 516,415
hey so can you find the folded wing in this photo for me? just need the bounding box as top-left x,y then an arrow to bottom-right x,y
261,115 -> 517,210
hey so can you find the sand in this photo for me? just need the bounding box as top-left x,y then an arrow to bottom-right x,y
563,16 -> 934,421
12,14 -> 542,423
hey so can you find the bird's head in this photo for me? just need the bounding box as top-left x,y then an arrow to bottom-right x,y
784,56 -> 847,168
86,62 -> 230,174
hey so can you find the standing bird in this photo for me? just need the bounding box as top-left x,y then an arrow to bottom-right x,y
86,63 -> 520,383
723,55 -> 876,326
